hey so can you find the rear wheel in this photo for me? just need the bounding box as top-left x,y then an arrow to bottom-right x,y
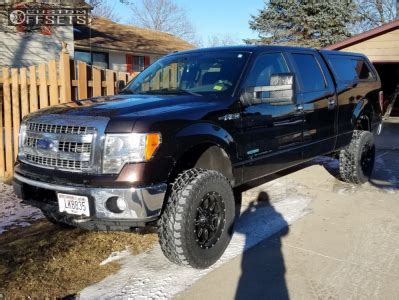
339,130 -> 375,184
158,168 -> 235,269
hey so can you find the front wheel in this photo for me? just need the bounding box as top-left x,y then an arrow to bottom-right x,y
339,130 -> 376,184
158,168 -> 235,269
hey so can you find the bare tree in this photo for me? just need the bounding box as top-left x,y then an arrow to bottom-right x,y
206,34 -> 240,47
129,0 -> 197,43
86,0 -> 122,22
353,0 -> 396,33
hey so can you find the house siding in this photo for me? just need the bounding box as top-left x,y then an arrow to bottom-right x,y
107,51 -> 160,72
340,29 -> 399,62
0,26 -> 74,68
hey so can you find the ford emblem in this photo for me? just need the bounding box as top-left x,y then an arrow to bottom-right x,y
37,139 -> 52,150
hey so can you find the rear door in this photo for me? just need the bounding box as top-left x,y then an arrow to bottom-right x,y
286,50 -> 338,158
321,53 -> 380,149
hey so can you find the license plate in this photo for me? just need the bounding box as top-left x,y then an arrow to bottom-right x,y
58,193 -> 90,217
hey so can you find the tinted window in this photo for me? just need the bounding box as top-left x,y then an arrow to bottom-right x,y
291,53 -> 326,93
327,56 -> 374,81
245,53 -> 289,87
124,52 -> 250,96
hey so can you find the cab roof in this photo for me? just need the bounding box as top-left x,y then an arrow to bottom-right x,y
169,45 -> 368,60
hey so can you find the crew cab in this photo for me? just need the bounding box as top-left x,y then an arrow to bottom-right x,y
13,46 -> 383,268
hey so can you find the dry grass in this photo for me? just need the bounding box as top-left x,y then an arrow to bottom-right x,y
0,220 -> 157,298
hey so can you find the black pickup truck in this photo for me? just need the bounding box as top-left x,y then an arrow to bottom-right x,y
13,46 -> 383,268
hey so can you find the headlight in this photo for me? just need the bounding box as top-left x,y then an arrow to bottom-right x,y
102,133 -> 161,174
18,122 -> 27,158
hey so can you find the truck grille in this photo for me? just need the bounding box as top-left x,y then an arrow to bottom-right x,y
27,123 -> 95,135
20,122 -> 96,172
26,154 -> 90,171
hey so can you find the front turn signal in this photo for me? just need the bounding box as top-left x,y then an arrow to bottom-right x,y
145,133 -> 161,160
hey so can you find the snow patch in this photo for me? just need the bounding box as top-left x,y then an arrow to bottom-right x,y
100,249 -> 131,266
80,181 -> 311,299
0,183 -> 43,234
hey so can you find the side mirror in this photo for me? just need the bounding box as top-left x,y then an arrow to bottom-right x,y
116,80 -> 126,92
241,73 -> 295,106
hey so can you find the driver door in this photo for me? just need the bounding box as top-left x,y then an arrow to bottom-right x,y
239,52 -> 304,182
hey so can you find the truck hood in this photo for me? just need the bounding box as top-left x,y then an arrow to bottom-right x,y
30,94 -> 224,119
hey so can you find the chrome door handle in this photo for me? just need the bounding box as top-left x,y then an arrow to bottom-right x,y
328,98 -> 336,109
296,105 -> 304,111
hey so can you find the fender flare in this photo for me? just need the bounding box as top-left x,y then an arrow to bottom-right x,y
175,123 -> 237,158
352,98 -> 371,130
173,123 -> 237,182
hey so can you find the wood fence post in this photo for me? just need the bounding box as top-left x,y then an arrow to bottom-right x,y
29,66 -> 38,112
38,64 -> 48,108
92,67 -> 101,97
77,61 -> 88,99
11,68 -> 20,160
60,51 -> 71,103
0,74 -> 4,177
2,68 -> 13,176
20,68 -> 29,118
48,60 -> 59,105
106,70 -> 115,95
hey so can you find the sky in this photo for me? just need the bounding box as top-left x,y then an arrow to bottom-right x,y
106,0 -> 265,43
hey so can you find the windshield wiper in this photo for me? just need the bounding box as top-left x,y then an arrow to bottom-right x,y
118,90 -> 137,95
177,89 -> 202,96
140,88 -> 202,96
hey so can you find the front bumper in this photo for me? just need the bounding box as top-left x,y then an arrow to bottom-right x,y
13,173 -> 167,229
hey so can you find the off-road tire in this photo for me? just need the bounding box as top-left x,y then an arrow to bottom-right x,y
339,130 -> 375,184
158,168 -> 235,269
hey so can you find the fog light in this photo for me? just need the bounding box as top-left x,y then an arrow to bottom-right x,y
116,197 -> 127,211
106,197 -> 127,213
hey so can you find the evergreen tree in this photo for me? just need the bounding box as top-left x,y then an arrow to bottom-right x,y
247,0 -> 359,48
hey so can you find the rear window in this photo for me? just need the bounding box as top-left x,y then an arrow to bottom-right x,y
327,55 -> 374,82
291,53 -> 326,93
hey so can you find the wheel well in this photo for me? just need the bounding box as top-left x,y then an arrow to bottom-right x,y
168,143 -> 233,184
356,110 -> 372,131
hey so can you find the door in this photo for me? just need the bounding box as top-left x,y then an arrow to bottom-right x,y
286,50 -> 338,159
321,54 -> 380,149
239,52 -> 304,182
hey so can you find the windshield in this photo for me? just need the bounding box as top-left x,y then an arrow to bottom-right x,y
122,51 -> 250,97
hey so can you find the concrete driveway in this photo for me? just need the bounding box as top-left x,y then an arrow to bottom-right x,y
177,118 -> 399,299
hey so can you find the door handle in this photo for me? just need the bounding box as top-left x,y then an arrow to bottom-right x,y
296,104 -> 304,111
327,98 -> 336,109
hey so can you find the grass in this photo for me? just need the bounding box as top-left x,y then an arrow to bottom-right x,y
0,220 -> 157,298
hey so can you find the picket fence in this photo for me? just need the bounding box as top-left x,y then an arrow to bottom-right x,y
0,51 -> 137,179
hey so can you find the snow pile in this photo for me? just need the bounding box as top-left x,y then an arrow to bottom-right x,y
0,183 -> 43,234
81,178 -> 312,299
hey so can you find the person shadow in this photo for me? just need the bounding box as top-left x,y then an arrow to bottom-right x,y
234,190 -> 290,300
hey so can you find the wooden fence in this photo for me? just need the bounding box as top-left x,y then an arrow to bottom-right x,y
0,51 -> 137,179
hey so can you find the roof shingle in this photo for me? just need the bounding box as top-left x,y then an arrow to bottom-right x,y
74,17 -> 194,55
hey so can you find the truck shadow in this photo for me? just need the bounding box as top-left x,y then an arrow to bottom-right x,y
233,190 -> 289,299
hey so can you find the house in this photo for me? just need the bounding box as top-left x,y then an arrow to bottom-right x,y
0,0 -> 88,68
73,17 -> 193,72
0,2 -> 193,71
325,20 -> 399,116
